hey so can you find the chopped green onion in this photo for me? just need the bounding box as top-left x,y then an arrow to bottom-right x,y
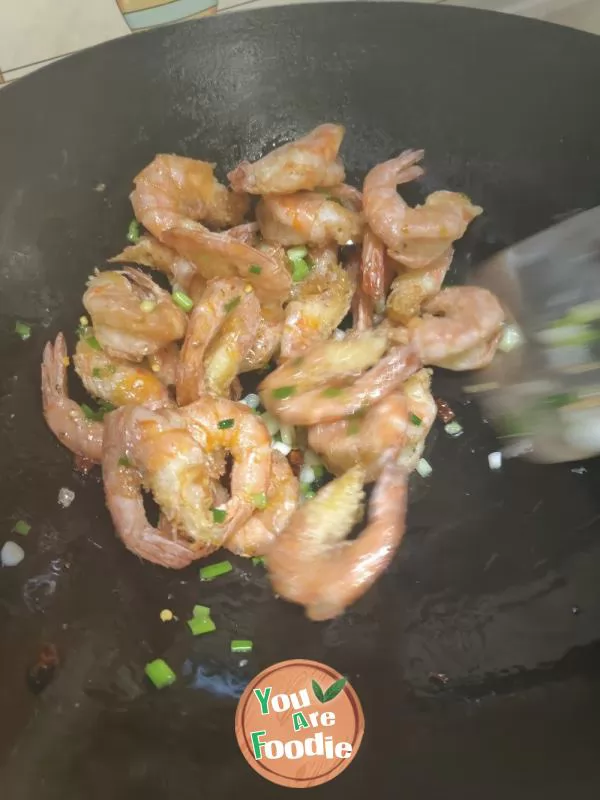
144,658 -> 176,689
15,321 -> 31,340
347,419 -> 361,435
299,465 -> 316,485
12,520 -> 31,536
291,259 -> 311,282
322,387 -> 343,398
217,418 -> 235,430
118,455 -> 131,467
300,482 -> 315,497
127,219 -> 141,244
231,639 -> 253,653
92,367 -> 102,378
409,412 -> 422,426
312,464 -> 325,480
249,265 -> 262,275
286,245 -> 308,261
252,556 -> 266,566
241,393 -> 260,409
272,385 -> 296,399
416,458 -> 433,478
224,296 -> 241,313
199,560 -> 232,581
261,412 -> 280,436
566,300 -> 600,325
444,421 -> 463,437
272,440 -> 292,456
193,604 -> 211,618
252,492 -> 268,510
187,615 -> 216,636
172,289 -> 193,312
211,508 -> 227,524
86,335 -> 102,351
140,299 -> 156,313
303,489 -> 316,500
80,403 -> 103,422
279,424 -> 295,447
488,451 -> 502,470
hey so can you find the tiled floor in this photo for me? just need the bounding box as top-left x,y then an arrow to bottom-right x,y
0,0 -> 598,86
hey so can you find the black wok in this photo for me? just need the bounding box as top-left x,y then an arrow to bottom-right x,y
1,3 -> 600,798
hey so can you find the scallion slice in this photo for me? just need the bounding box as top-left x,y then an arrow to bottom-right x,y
211,508 -> 227,524
118,455 -> 131,467
217,418 -> 235,430
187,616 -> 216,636
251,556 -> 266,566
12,520 -> 31,536
444,421 -> 463,437
291,259 -> 311,282
416,458 -> 433,478
252,492 -> 268,510
86,335 -> 102,351
199,560 -> 232,581
193,604 -> 211,618
172,289 -> 193,312
224,296 -> 241,313
127,219 -> 141,244
322,387 -> 343,398
231,640 -> 253,653
249,265 -> 262,275
286,246 -> 308,262
15,321 -> 31,340
272,385 -> 296,399
144,658 -> 176,689
409,412 -> 422,426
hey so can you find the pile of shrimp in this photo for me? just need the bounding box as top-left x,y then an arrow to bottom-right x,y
41,124 -> 505,621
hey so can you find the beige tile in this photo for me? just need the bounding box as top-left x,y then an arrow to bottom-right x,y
220,0 -> 440,12
0,0 -> 130,72
541,0 -> 600,33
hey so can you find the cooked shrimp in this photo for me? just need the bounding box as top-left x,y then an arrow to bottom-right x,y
261,331 -> 420,425
147,343 -> 179,387
102,406 -> 212,568
241,305 -> 284,372
176,278 -> 260,405
41,333 -> 104,463
256,192 -> 364,247
83,268 -> 187,362
110,234 -> 198,293
308,391 -> 408,481
280,246 -> 355,360
267,461 -> 408,620
396,368 -> 437,472
433,330 -> 502,371
408,286 -> 504,366
228,124 -> 345,195
226,452 -> 299,557
326,184 -> 363,212
160,218 -> 292,304
74,335 -> 170,408
181,398 -> 272,536
386,248 -> 453,325
363,150 -> 482,269
130,154 -> 249,239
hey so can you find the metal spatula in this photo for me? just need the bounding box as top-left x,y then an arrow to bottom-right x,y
474,206 -> 600,463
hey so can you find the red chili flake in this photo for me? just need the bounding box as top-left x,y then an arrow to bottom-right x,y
27,643 -> 60,694
287,449 -> 304,477
435,397 -> 455,424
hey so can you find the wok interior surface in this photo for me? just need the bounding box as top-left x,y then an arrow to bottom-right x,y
1,4 -> 600,797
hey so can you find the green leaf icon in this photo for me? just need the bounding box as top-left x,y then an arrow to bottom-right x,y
323,677 -> 347,702
312,679 -> 325,703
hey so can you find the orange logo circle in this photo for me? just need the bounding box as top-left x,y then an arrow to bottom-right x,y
235,659 -> 364,788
